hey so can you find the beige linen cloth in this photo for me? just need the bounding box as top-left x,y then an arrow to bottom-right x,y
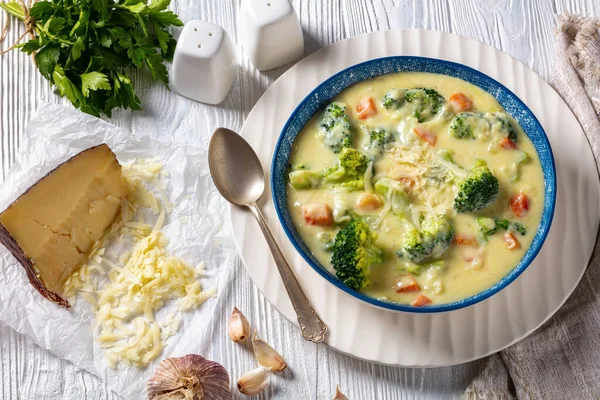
466,14 -> 600,400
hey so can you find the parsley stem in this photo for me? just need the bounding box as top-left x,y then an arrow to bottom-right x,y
0,2 -> 26,21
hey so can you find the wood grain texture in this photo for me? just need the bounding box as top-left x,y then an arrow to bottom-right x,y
0,0 -> 598,399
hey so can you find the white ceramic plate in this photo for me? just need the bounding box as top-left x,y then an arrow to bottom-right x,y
230,29 -> 600,366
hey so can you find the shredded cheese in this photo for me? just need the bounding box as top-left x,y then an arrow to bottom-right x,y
62,159 -> 214,368
384,142 -> 453,217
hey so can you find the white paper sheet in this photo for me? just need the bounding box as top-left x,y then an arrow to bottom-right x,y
0,103 -> 236,399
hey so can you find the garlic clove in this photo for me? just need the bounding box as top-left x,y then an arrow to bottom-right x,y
251,330 -> 287,371
147,354 -> 231,400
228,307 -> 250,342
237,367 -> 269,396
334,384 -> 349,399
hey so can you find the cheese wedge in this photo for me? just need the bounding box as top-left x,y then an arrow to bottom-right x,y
0,144 -> 127,308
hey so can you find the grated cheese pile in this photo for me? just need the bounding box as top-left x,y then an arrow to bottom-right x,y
383,142 -> 455,219
63,159 -> 214,368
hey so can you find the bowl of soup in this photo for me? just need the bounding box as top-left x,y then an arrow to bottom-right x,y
271,56 -> 556,313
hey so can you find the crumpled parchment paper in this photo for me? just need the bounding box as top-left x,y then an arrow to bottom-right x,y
0,103 -> 236,399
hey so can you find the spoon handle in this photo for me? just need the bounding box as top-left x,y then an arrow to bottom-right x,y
247,203 -> 328,343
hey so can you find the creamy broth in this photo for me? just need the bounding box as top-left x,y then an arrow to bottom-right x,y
286,72 -> 544,306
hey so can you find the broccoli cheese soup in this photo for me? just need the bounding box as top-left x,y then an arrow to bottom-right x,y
285,72 -> 544,306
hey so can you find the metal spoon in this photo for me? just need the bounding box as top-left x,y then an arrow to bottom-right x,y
208,127 -> 328,343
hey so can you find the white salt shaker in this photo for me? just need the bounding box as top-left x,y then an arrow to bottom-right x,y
172,20 -> 236,105
237,0 -> 304,71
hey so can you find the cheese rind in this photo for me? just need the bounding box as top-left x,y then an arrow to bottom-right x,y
0,144 -> 127,308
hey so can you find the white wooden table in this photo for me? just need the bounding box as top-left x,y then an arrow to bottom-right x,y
1,1 -> 599,399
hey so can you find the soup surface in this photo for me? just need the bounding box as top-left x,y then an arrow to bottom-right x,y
286,72 -> 544,306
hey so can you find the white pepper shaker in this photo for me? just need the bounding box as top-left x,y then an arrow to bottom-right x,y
237,0 -> 304,71
172,20 -> 236,105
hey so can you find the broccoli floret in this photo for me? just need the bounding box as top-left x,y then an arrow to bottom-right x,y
402,227 -> 433,264
476,217 -> 497,237
492,113 -> 518,142
374,178 -> 410,217
401,215 -> 455,264
404,88 -> 445,122
449,112 -> 477,139
436,152 -> 499,212
370,128 -> 394,147
421,214 -> 455,258
493,219 -> 526,236
366,127 -> 394,157
453,162 -> 499,213
477,217 -> 527,239
318,102 -> 353,153
290,147 -> 373,190
288,169 -> 323,189
449,112 -> 518,142
324,148 -> 369,190
509,150 -> 530,183
382,89 -> 406,109
495,218 -> 510,230
331,219 -> 383,290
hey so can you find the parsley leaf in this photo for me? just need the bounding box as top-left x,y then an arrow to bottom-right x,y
28,2 -> 54,20
144,50 -> 168,85
149,0 -> 170,11
43,17 -> 65,35
20,38 -> 44,54
151,11 -> 183,27
127,46 -> 145,68
80,72 -> 111,97
12,0 -> 181,117
35,45 -> 61,79
155,27 -> 170,54
53,66 -> 84,108
71,37 -> 85,60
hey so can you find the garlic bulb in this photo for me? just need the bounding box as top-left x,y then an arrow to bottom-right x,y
147,354 -> 231,400
228,307 -> 250,342
251,330 -> 287,371
237,367 -> 269,396
334,384 -> 349,399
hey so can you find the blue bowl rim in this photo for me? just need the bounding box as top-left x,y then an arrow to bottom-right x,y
270,55 -> 557,313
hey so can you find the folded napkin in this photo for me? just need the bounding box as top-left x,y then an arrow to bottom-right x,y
466,14 -> 600,399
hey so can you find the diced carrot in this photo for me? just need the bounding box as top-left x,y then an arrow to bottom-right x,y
504,232 -> 521,250
499,137 -> 517,149
394,276 -> 420,293
302,203 -> 332,226
411,294 -> 432,307
449,93 -> 473,112
453,234 -> 478,246
463,248 -> 484,265
413,127 -> 437,146
356,97 -> 377,120
356,193 -> 382,211
510,193 -> 529,218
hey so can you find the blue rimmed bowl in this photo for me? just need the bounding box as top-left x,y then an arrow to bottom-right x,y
271,56 -> 556,313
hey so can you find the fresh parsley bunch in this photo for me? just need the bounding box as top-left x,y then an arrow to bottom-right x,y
0,0 -> 182,117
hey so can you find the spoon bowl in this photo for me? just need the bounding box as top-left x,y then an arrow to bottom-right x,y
208,127 -> 265,206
